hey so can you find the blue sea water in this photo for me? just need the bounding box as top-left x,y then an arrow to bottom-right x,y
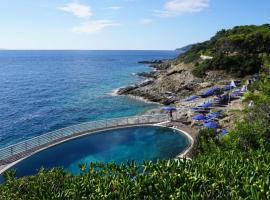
9,126 -> 190,178
0,50 -> 178,148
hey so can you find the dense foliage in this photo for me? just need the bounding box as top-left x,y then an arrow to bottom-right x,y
178,24 -> 270,77
0,151 -> 270,199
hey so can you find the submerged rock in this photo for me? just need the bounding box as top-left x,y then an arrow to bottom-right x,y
149,62 -> 171,70
138,60 -> 163,64
117,85 -> 139,94
136,71 -> 158,78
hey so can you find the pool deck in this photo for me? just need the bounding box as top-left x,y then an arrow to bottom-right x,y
0,115 -> 198,174
158,121 -> 198,158
0,165 -> 5,172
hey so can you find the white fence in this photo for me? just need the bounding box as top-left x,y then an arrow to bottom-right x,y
0,114 -> 169,164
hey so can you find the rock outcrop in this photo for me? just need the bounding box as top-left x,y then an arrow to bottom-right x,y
118,60 -> 235,105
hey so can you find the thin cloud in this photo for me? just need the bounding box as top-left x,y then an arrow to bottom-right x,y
71,20 -> 121,34
155,0 -> 209,17
59,2 -> 92,18
103,6 -> 122,11
140,19 -> 153,25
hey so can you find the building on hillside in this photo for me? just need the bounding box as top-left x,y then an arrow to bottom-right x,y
200,55 -> 213,60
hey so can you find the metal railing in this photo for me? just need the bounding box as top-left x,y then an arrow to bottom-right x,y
0,114 -> 169,164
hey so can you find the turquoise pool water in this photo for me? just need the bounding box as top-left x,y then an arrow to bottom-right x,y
6,126 -> 189,178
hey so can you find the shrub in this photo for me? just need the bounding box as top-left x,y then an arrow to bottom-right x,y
1,151 -> 270,199
192,61 -> 210,77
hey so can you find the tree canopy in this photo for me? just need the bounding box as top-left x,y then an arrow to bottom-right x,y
178,24 -> 270,77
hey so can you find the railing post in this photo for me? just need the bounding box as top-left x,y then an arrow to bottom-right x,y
10,146 -> 14,156
25,141 -> 28,151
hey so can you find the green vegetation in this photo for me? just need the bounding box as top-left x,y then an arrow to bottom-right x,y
1,151 -> 270,199
1,28 -> 270,200
178,24 -> 270,77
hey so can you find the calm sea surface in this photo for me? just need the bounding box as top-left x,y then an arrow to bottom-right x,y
0,50 -> 178,148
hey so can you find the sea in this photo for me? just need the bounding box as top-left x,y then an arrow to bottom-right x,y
0,50 -> 178,148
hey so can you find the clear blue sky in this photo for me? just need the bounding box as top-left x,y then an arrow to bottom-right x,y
0,0 -> 269,50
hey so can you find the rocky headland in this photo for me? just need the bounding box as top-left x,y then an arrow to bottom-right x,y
117,59 -> 235,105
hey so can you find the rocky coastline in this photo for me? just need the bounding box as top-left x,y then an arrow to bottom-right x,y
117,59 -> 235,105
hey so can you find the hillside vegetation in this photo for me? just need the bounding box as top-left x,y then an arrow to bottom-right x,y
178,24 -> 270,77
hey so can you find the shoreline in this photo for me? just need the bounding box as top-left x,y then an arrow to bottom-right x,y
110,87 -> 161,105
110,84 -> 162,106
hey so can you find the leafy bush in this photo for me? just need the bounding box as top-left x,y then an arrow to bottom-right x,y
192,61 -> 209,77
192,54 -> 261,77
193,128 -> 219,155
177,42 -> 209,63
1,152 -> 270,199
178,51 -> 201,64
229,99 -> 270,151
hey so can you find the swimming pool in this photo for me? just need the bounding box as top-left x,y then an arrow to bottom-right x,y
3,126 -> 190,178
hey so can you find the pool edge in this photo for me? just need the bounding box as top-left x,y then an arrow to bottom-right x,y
0,123 -> 194,175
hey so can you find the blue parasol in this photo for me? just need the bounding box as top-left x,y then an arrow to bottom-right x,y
192,114 -> 206,120
205,111 -> 221,120
224,85 -> 234,91
198,102 -> 213,108
161,106 -> 176,111
201,87 -> 220,97
221,128 -> 228,136
203,121 -> 219,129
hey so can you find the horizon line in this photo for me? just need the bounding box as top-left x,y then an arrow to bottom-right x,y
0,49 -> 178,51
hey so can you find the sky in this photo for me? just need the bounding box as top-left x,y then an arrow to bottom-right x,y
0,0 -> 270,50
